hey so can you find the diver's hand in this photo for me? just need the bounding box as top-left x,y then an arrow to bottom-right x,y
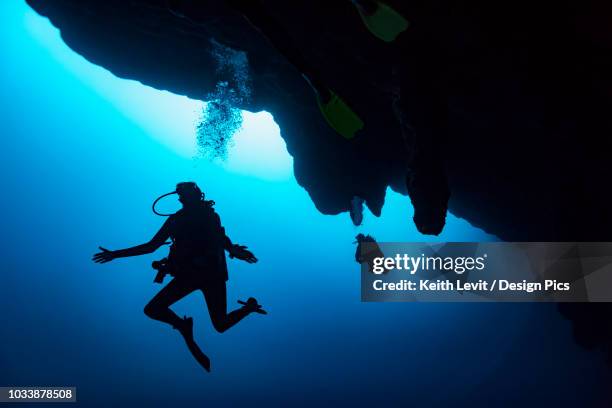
92,247 -> 117,264
229,245 -> 258,263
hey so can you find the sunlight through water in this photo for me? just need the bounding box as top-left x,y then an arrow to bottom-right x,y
24,8 -> 293,181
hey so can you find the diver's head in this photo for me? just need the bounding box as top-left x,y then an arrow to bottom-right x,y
355,233 -> 366,242
176,181 -> 203,207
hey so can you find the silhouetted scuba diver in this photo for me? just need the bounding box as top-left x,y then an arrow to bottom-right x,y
167,0 -> 408,139
92,182 -> 265,372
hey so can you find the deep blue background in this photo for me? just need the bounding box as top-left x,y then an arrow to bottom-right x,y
0,2 -> 609,406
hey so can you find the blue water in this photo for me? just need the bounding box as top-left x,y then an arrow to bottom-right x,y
0,2 -> 609,406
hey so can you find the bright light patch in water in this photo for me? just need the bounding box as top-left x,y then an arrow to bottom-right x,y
223,111 -> 292,181
24,8 -> 293,181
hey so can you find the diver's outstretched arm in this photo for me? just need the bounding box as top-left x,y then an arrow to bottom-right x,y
92,218 -> 172,263
222,234 -> 233,251
221,232 -> 258,263
227,244 -> 258,263
213,214 -> 257,263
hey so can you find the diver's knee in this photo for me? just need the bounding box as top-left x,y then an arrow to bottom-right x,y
143,302 -> 158,319
211,319 -> 227,333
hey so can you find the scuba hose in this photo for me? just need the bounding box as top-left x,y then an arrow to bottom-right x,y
153,181 -> 203,216
151,190 -> 214,216
152,191 -> 179,216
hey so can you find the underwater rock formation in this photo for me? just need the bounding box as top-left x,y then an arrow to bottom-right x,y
26,0 -> 612,241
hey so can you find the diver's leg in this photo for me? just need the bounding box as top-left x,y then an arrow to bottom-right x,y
202,281 -> 261,333
144,278 -> 197,328
146,278 -> 211,372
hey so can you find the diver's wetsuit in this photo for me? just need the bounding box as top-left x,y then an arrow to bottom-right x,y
143,201 -> 250,333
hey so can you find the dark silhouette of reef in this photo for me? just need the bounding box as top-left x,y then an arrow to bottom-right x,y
27,0 -> 612,359
26,0 -> 612,241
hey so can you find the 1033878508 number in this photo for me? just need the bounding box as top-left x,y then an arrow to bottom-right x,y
0,387 -> 76,402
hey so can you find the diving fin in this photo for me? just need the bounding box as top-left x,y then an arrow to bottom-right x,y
317,91 -> 364,139
185,339 -> 211,373
238,298 -> 268,315
356,2 -> 409,42
175,316 -> 211,372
